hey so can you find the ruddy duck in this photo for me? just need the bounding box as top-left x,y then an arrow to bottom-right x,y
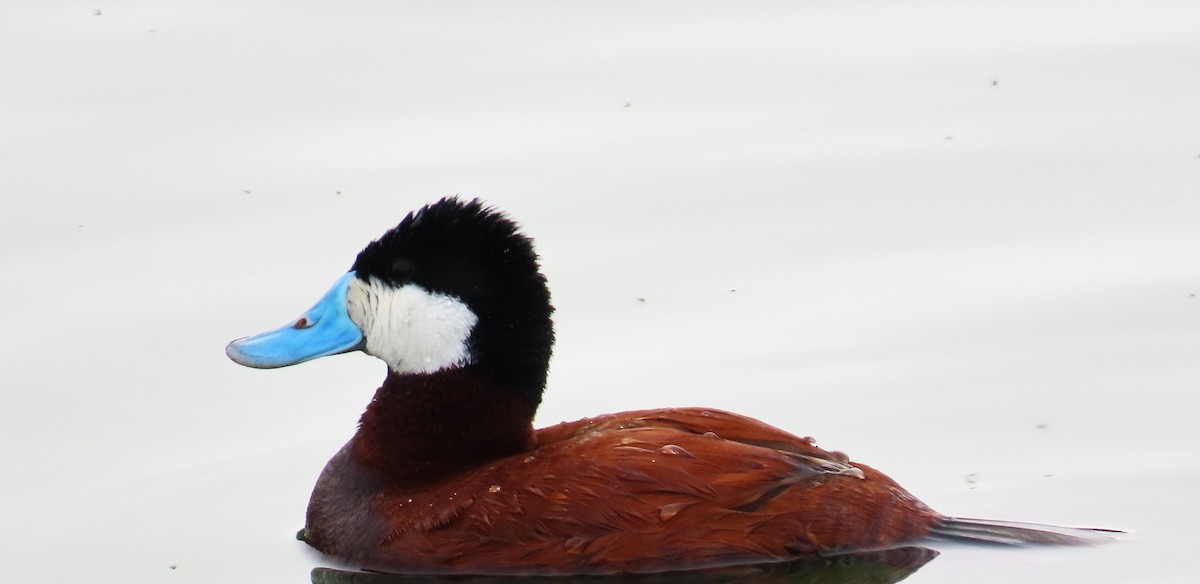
227,198 -> 1113,575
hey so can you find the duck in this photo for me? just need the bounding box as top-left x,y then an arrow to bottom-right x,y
226,197 -> 1114,576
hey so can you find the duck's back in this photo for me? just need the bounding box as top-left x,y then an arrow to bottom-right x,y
315,408 -> 942,575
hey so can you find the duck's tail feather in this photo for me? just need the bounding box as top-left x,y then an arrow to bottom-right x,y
930,517 -> 1124,546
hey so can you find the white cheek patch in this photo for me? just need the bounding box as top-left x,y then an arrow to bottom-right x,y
345,277 -> 478,375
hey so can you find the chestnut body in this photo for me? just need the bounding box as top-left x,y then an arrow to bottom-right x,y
302,370 -> 941,575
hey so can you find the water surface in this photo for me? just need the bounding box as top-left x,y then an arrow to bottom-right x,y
2,2 -> 1198,583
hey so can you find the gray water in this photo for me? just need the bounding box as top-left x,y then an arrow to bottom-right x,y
3,2 -> 1198,583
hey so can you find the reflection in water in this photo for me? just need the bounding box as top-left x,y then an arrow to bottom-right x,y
310,547 -> 937,584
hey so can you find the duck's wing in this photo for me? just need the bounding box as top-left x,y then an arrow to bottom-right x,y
582,407 -> 855,460
374,408 -> 942,575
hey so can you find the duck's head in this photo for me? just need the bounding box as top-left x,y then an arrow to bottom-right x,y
226,197 -> 554,402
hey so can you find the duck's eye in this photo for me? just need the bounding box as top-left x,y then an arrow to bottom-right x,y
389,259 -> 416,283
294,317 -> 313,329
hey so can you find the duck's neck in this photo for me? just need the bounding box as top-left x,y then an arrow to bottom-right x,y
350,367 -> 540,480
